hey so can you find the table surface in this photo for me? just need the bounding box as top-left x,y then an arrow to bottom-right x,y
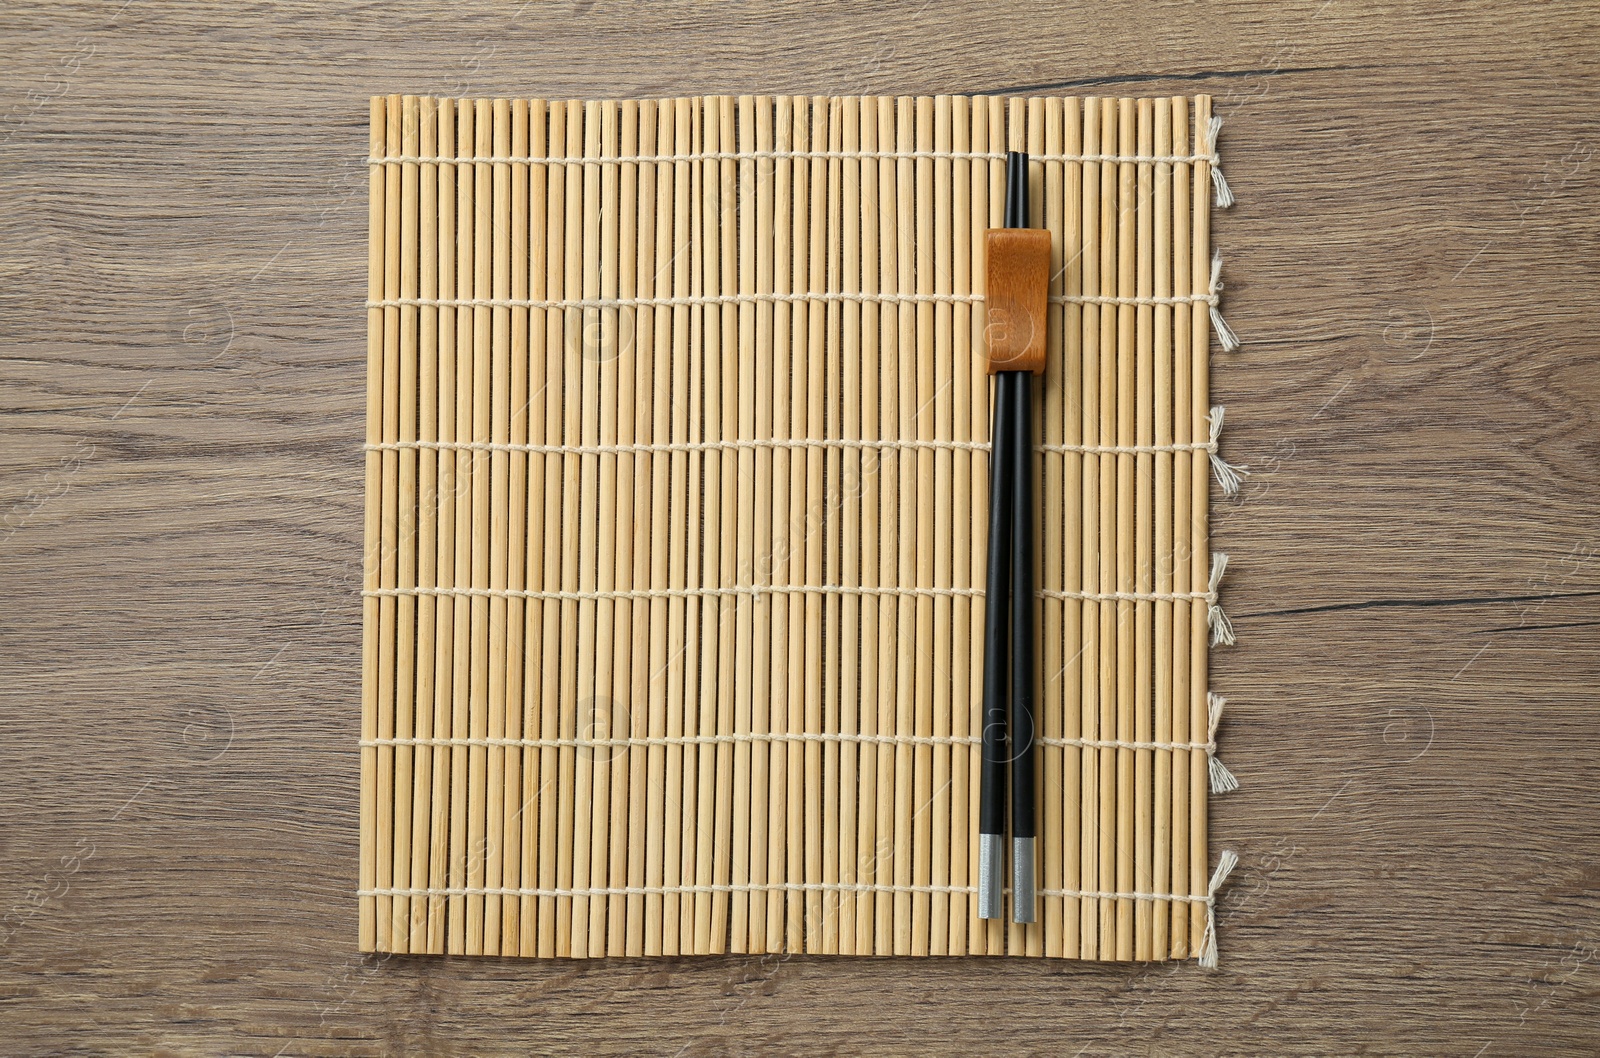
4,2 -> 1598,1055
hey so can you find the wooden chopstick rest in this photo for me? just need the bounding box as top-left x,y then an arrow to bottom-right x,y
982,227 -> 1051,374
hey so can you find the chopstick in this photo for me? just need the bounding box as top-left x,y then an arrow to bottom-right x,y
977,356 -> 1014,921
1008,365 -> 1037,924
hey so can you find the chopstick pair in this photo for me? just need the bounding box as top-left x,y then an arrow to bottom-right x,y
978,151 -> 1049,924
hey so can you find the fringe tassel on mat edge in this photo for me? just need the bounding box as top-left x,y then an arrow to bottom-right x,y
1208,250 -> 1239,352
1197,848 -> 1239,969
1206,551 -> 1235,647
1206,405 -> 1248,496
1205,115 -> 1234,209
1206,691 -> 1238,794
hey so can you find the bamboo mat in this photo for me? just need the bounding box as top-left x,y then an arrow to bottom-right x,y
358,93 -> 1241,963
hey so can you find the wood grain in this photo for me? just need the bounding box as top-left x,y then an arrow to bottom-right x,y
2,1 -> 1598,1054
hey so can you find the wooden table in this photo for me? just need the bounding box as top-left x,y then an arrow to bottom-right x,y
4,3 -> 1597,1054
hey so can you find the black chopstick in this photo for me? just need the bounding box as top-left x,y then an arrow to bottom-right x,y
978,359 -> 1014,921
1008,365 -> 1037,924
1003,148 -> 1038,926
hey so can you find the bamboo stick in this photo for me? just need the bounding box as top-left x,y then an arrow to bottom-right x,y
664,97 -> 693,956
929,93 -> 954,957
748,95 -> 776,956
676,96 -> 703,955
568,98 -> 603,959
375,93 -> 403,955
730,94 -> 757,955
873,94 -> 900,957
965,96 -> 990,956
876,94 -> 902,953
948,92 -> 972,958
1134,95 -> 1156,962
1076,96 -> 1101,961
460,98 -> 492,954
422,94 -> 454,953
696,95 -> 728,955
554,97 -> 584,958
890,94 -> 915,957
787,96 -> 812,953
821,96 -> 844,955
1113,95 -> 1137,963
497,98 -> 528,957
1040,94 -> 1065,960
481,96 -> 512,957
641,96 -> 672,958
1189,93 -> 1214,956
1060,94 -> 1085,962
659,101 -> 691,960
853,93 -> 880,955
623,97 -> 655,959
712,94 -> 740,955
803,95 -> 829,953
1094,96 -> 1120,960
409,94 -> 439,955
836,94 -> 861,956
537,99 -> 572,958
428,95 -> 457,956
358,94 -> 386,954
586,98 -> 620,956
448,96 -> 477,957
980,93 -> 1005,956
579,101 -> 608,960
1025,93 -> 1048,960
445,96 -> 473,957
1151,95 -> 1175,960
911,94 -> 936,958
391,95 -> 420,957
520,96 -> 549,958
607,98 -> 640,957
463,97 -> 494,957
499,97 -> 528,957
693,95 -> 722,956
720,99 -> 742,953
1095,96 -> 1120,960
1170,94 -> 1193,961
767,94 -> 796,952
